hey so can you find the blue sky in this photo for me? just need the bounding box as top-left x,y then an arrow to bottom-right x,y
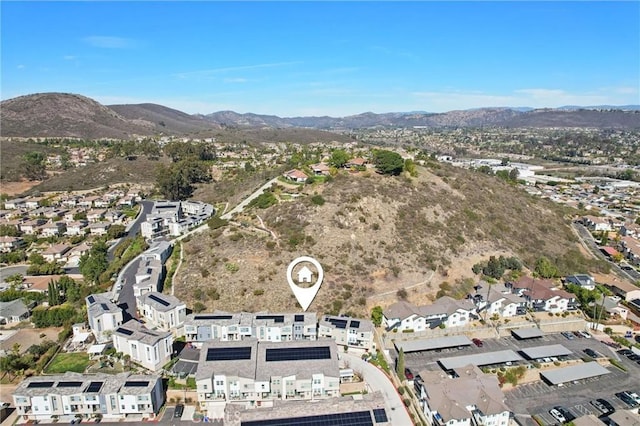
2,1 -> 638,116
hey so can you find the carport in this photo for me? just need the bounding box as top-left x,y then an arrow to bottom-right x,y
394,335 -> 472,353
511,327 -> 544,340
438,350 -> 523,370
520,344 -> 572,360
540,361 -> 610,386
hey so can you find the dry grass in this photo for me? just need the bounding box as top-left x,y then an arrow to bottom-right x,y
175,164 -> 603,317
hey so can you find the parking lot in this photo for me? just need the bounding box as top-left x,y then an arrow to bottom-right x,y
398,331 -> 640,425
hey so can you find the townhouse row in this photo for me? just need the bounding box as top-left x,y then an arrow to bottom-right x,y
384,277 -> 578,332
13,372 -> 163,422
140,200 -> 213,239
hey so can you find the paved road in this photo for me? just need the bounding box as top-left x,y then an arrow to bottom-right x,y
115,256 -> 141,321
220,177 -> 279,220
108,201 -> 154,262
0,265 -> 28,283
341,352 -> 413,426
572,222 -> 640,282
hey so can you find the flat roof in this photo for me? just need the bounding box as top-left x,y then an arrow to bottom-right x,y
520,344 -> 572,360
438,350 -> 523,370
540,362 -> 610,385
511,328 -> 544,339
394,335 -> 472,353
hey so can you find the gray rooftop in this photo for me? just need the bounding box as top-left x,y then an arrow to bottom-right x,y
511,327 -> 544,339
319,314 -> 374,333
439,350 -> 523,370
520,344 -> 572,360
138,291 -> 184,312
196,339 -> 258,381
86,292 -> 121,317
113,319 -> 171,346
255,338 -> 339,381
540,362 -> 610,385
0,299 -> 29,319
395,335 -> 472,353
13,372 -> 160,397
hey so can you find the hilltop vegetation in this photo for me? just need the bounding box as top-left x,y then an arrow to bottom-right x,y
174,163 -> 606,316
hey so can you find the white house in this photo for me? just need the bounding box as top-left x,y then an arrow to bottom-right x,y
318,315 -> 375,351
112,320 -> 173,372
86,293 -> 124,344
136,292 -> 186,332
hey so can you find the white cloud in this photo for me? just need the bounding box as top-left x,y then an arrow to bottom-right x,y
16,64 -> 25,69
83,36 -> 138,49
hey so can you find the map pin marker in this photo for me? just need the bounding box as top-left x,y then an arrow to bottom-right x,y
287,256 -> 324,311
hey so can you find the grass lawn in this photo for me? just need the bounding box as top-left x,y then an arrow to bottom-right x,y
44,352 -> 91,374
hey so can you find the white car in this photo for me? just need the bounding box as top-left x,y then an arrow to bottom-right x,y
549,408 -> 566,423
579,331 -> 592,338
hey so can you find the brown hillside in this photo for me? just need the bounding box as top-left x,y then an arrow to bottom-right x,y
174,164 -> 604,316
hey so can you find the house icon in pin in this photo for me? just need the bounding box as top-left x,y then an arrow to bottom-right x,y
297,265 -> 313,283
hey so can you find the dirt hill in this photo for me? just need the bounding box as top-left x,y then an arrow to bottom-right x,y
174,164 -> 605,317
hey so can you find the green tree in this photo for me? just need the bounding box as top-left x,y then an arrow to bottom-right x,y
329,149 -> 350,168
534,256 -> 559,279
107,224 -> 126,240
79,240 -> 109,284
371,306 -> 383,327
483,255 -> 505,279
404,159 -> 418,177
373,150 -> 404,175
396,348 -> 405,379
22,151 -> 47,180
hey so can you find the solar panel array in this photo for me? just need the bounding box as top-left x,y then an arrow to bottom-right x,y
148,294 -> 170,307
265,346 -> 331,362
56,381 -> 83,388
294,315 -> 305,322
255,315 -> 284,323
350,320 -> 361,329
27,382 -> 54,388
87,296 -> 95,304
100,303 -> 109,311
372,408 -> 388,423
194,315 -> 233,320
206,347 -> 252,361
325,317 -> 347,329
241,410 -> 374,426
123,381 -> 149,387
85,382 -> 103,393
116,327 -> 133,336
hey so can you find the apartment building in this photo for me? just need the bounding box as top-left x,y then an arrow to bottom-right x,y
383,297 -> 478,332
183,312 -> 317,346
136,291 -> 186,332
12,372 -> 164,421
86,293 -> 123,344
112,320 -> 173,372
318,315 -> 375,351
195,338 -> 340,414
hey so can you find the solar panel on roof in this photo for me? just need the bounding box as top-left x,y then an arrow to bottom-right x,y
327,318 -> 348,329
148,294 -> 170,307
100,303 -> 109,311
85,382 -> 103,393
241,410 -> 374,426
265,346 -> 331,362
56,381 -> 83,388
294,315 -> 304,322
194,315 -> 233,320
255,315 -> 284,323
123,381 -> 149,387
87,296 -> 95,304
206,347 -> 252,361
350,320 -> 361,329
116,327 -> 133,336
27,381 -> 54,388
372,408 -> 388,423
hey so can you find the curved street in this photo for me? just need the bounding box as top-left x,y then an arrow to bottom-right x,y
341,352 -> 413,426
220,177 -> 279,220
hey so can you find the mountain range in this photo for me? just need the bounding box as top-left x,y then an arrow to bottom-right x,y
1,92 -> 639,139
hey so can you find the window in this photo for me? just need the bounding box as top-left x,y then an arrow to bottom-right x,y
203,385 -> 207,390
215,380 -> 224,386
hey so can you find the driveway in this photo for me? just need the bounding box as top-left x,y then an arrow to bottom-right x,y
0,265 -> 28,283
116,257 -> 141,321
341,352 -> 412,425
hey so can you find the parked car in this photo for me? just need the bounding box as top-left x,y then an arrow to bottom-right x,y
590,398 -> 615,415
549,408 -> 567,423
472,338 -> 483,347
579,331 -> 592,338
404,368 -> 414,380
628,354 -> 640,361
573,331 -> 584,338
583,348 -> 599,358
561,331 -> 575,340
615,392 -> 639,407
617,349 -> 633,356
174,404 -> 185,419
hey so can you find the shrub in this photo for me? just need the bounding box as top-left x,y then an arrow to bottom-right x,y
311,195 -> 325,206
253,289 -> 264,296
